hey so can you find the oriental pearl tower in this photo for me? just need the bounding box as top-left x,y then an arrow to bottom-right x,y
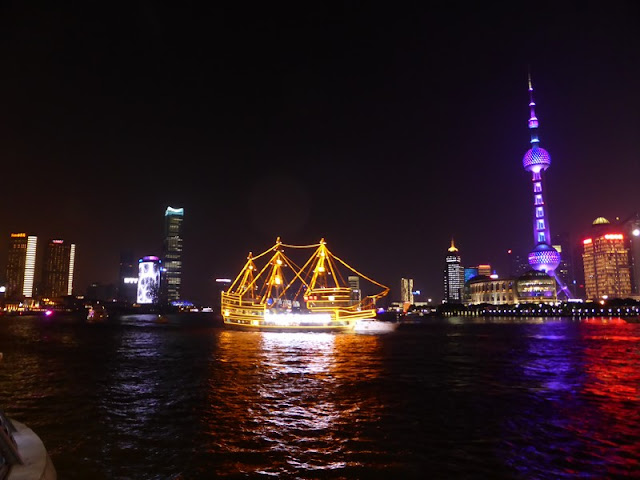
522,73 -> 570,297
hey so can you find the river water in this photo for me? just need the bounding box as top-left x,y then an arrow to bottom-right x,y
1,313 -> 639,479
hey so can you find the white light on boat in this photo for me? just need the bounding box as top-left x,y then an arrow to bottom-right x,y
264,311 -> 332,326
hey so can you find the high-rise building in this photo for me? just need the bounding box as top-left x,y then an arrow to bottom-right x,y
41,239 -> 76,298
162,206 -> 184,304
5,233 -> 38,301
582,217 -> 632,300
348,275 -> 361,304
118,250 -> 138,304
214,278 -> 232,313
521,73 -> 570,298
400,278 -> 414,304
552,232 -> 576,297
507,249 -> 529,278
444,239 -> 464,303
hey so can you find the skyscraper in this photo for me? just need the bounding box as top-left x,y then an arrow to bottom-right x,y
162,206 -> 184,304
348,275 -> 361,304
521,73 -> 570,298
582,217 -> 632,300
444,239 -> 464,303
400,278 -> 414,304
552,232 -> 576,297
621,212 -> 640,294
118,250 -> 138,303
5,233 -> 37,301
41,239 -> 76,298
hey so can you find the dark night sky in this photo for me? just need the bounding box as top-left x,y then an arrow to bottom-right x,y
0,2 -> 639,305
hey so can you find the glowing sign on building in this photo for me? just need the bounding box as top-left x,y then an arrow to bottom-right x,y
604,234 -> 624,240
23,236 -> 37,298
137,256 -> 161,304
68,244 -> 76,296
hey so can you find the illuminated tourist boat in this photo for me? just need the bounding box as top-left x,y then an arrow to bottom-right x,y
221,238 -> 389,331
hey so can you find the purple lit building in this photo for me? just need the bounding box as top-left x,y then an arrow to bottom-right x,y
522,74 -> 570,298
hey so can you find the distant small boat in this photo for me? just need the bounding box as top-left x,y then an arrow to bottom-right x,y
354,318 -> 398,333
87,305 -> 108,322
155,314 -> 169,324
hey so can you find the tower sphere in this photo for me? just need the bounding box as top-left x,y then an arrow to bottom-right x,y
522,147 -> 551,172
528,243 -> 561,273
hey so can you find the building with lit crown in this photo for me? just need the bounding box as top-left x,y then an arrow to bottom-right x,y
162,206 -> 184,304
5,233 -> 38,302
582,217 -> 632,300
521,74 -> 569,298
444,239 -> 464,303
41,239 -> 76,299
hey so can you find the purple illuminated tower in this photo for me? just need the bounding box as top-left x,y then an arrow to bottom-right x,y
522,73 -> 570,297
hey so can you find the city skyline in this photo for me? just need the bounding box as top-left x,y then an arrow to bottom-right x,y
0,3 -> 638,305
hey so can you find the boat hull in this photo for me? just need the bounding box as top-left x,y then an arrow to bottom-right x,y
222,319 -> 355,333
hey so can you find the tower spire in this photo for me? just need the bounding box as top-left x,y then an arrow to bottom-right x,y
448,237 -> 458,252
527,69 -> 540,146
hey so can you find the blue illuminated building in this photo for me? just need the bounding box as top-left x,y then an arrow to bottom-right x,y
464,267 -> 478,284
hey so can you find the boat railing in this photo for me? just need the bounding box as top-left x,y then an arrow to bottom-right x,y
0,408 -> 23,479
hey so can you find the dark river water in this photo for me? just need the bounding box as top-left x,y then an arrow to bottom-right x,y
1,313 -> 639,479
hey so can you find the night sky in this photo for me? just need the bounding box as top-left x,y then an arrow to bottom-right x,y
1,2 -> 639,305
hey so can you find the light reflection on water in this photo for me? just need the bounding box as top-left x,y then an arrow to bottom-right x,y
202,331 -> 387,478
0,314 -> 639,478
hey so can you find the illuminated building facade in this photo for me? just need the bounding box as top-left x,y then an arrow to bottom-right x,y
466,271 -> 556,305
118,250 -> 138,303
515,270 -> 557,303
400,278 -> 414,304
5,233 -> 37,301
582,217 -> 632,300
521,74 -> 568,297
444,239 -> 464,304
137,256 -> 162,304
41,239 -> 76,298
476,264 -> 491,276
162,206 -> 184,304
467,276 -> 516,305
464,267 -> 478,284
